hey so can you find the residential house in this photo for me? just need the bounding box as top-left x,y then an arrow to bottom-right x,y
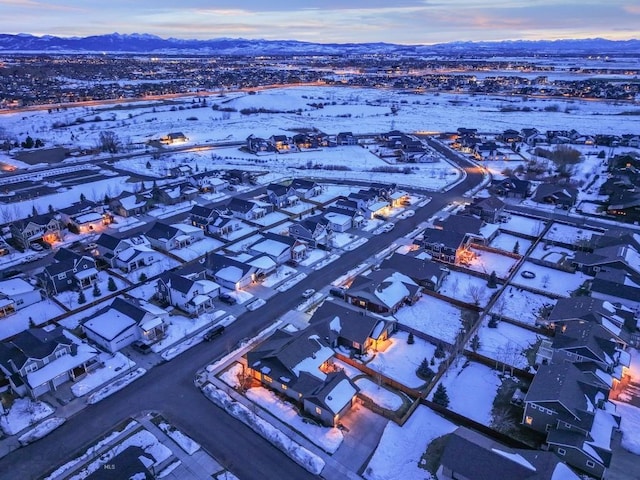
246,134 -> 277,155
289,179 -> 322,199
0,326 -> 100,398
347,190 -> 378,212
39,248 -> 98,295
0,278 -> 41,318
161,132 -> 188,145
95,233 -> 150,267
336,132 -> 357,145
289,217 -> 330,248
82,297 -> 167,353
589,268 -> 640,312
206,253 -> 256,290
113,243 -> 164,273
10,214 -> 63,249
468,195 -> 505,223
189,205 -> 233,237
266,183 -> 298,208
490,177 -> 531,199
156,272 -> 220,316
324,207 -> 363,232
188,171 -> 228,193
246,327 -> 359,427
109,192 -> 152,218
379,254 -> 449,291
269,134 -> 291,152
226,198 -> 268,221
571,244 -> 640,278
345,268 -> 421,315
152,182 -> 199,205
522,362 -> 620,479
58,200 -> 104,232
420,229 -> 468,264
145,222 -> 204,252
437,426 -> 581,480
498,129 -> 521,143
248,233 -> 307,265
310,300 -> 395,355
533,184 -> 578,208
606,191 -> 640,223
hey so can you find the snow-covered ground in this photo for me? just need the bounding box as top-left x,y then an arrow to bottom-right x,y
17,417 -> 65,446
261,265 -> 299,287
157,421 -> 201,455
500,215 -> 546,237
0,398 -> 54,436
512,261 -> 592,297
54,271 -> 128,311
543,222 -> 601,246
466,247 -> 519,278
475,320 -> 541,370
0,298 -> 66,341
528,242 -> 575,261
491,286 -> 557,326
151,310 -> 226,353
366,331 -> 438,389
86,368 -> 147,405
438,270 -> 494,307
355,378 -> 404,411
489,233 -> 533,255
614,401 -> 640,456
364,405 -> 457,480
171,237 -> 225,261
431,360 -> 501,424
71,352 -> 137,397
395,296 -> 464,344
246,386 -> 344,454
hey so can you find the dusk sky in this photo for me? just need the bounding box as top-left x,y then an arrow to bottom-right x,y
2,0 -> 639,44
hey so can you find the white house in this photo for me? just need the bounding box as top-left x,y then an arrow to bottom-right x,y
0,278 -> 41,318
156,272 -> 220,316
114,244 -> 164,273
324,211 -> 352,232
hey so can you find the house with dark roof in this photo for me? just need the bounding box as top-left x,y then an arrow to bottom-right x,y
39,248 -> 98,295
269,134 -> 291,152
188,171 -> 228,193
345,268 -> 421,315
155,272 -> 220,316
189,205 -> 233,237
288,216 -> 330,248
336,132 -> 357,145
226,198 -> 269,221
145,222 -> 203,252
589,268 -> 640,312
310,300 -> 395,355
246,134 -> 277,155
420,228 -> 468,264
289,178 -> 322,199
571,244 -> 640,278
490,177 -> 531,199
522,362 -> 620,479
152,182 -> 199,205
109,192 -> 152,218
161,132 -> 188,144
246,327 -> 359,427
9,214 -> 63,249
168,164 -> 193,178
533,184 -> 578,208
95,233 -> 158,272
0,326 -> 99,398
82,297 -> 167,353
433,214 -> 486,241
379,254 -> 449,291
468,195 -> 505,223
266,183 -> 298,208
58,200 -> 105,233
606,190 -> 640,223
438,426 -> 580,480
205,253 -> 256,290
248,233 -> 308,265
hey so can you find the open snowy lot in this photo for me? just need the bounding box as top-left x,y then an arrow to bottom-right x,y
438,270 -> 494,307
431,360 -> 501,424
366,331 -> 438,389
0,299 -> 66,341
364,405 -> 457,480
467,247 -> 520,278
528,242 -> 575,261
543,222 -> 602,246
491,286 -> 557,326
489,232 -> 533,255
475,319 -> 542,370
512,261 -> 592,297
355,378 -> 405,411
394,296 -> 464,344
499,214 -> 546,237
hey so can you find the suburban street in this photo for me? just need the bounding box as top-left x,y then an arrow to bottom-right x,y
0,149 -> 484,479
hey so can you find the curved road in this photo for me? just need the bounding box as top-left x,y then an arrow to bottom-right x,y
0,150 -> 484,480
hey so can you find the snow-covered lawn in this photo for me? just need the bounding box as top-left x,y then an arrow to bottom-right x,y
158,421 -> 201,455
512,261 -> 592,297
466,247 -> 519,278
431,361 -> 500,424
246,386 -> 344,454
71,352 -> 137,397
0,299 -> 66,341
439,271 -> 494,307
18,417 -> 65,446
251,211 -> 290,227
613,401 -> 640,455
152,310 -> 226,352
395,296 -> 464,344
172,237 -> 225,261
355,378 -> 404,411
54,271 -> 128,311
528,242 -> 575,261
366,331 -> 437,389
364,405 -> 457,480
500,215 -> 546,237
475,320 -> 542,370
0,398 -> 54,435
489,233 -> 533,255
491,287 -> 557,326
332,232 -> 360,249
86,368 -> 147,405
122,257 -> 181,283
543,222 -> 601,246
298,249 -> 328,267
261,265 -> 298,287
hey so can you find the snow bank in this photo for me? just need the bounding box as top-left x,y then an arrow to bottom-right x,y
202,384 -> 325,475
158,422 -> 200,455
0,398 -> 54,435
18,417 -> 65,446
86,367 -> 146,405
614,401 -> 640,455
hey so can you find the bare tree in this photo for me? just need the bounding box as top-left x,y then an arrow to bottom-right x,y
466,285 -> 484,305
541,274 -> 551,289
98,131 -> 121,154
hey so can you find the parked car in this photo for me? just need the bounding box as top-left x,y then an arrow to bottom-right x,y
302,288 -> 316,299
85,242 -> 98,251
382,223 -> 395,233
329,287 -> 346,299
132,341 -> 152,354
30,243 -> 44,252
204,325 -> 225,341
219,293 -> 237,305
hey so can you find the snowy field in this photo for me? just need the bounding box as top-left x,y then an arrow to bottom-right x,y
355,378 -> 405,411
0,299 -> 66,341
489,233 -> 533,255
366,331 -> 438,389
438,270 -> 494,307
467,247 -> 520,278
613,402 -> 640,456
528,242 -> 575,261
512,261 -> 592,297
543,222 -> 601,246
71,352 -> 137,397
491,287 -> 557,326
364,405 -> 456,480
475,319 -> 542,370
431,360 -> 501,424
394,297 -> 464,344
499,215 -> 546,237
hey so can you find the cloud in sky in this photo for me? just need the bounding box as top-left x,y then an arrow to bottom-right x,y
1,0 -> 638,43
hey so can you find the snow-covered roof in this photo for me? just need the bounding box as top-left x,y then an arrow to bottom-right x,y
73,212 -> 103,224
368,201 -> 389,212
324,378 -> 357,415
325,212 -> 351,224
119,195 -> 146,210
291,335 -> 335,380
247,255 -> 277,270
190,294 -> 212,306
83,310 -> 136,341
140,317 -> 163,332
216,265 -> 244,283
195,279 -> 220,295
173,223 -> 202,234
0,278 -> 35,295
74,267 -> 98,281
374,272 -> 416,308
26,341 -> 98,389
251,238 -> 289,257
329,316 -> 341,334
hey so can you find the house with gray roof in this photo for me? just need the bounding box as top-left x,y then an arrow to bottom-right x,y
188,171 -> 228,193
226,198 -> 269,221
10,214 -> 63,249
533,183 -> 578,208
205,253 -> 256,290
289,178 -> 322,199
266,183 -> 298,208
288,216 -> 330,248
420,228 -> 468,264
0,326 -> 100,398
468,195 -> 505,223
155,272 -> 220,316
490,177 -> 531,199
145,222 -> 203,252
246,327 -> 359,427
109,192 -> 152,218
379,254 -> 449,291
39,247 -> 98,295
589,267 -> 640,312
345,268 -> 421,315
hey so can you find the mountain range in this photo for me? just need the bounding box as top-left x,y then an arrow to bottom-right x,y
1,33 -> 639,55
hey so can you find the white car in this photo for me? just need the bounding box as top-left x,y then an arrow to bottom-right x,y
382,223 -> 395,233
405,210 -> 415,217
302,288 -> 316,298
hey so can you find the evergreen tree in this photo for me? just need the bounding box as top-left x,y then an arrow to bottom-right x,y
78,290 -> 86,304
28,317 -> 36,328
417,358 -> 434,380
48,204 -> 54,214
146,160 -> 152,169
407,332 -> 415,344
433,383 -> 450,408
434,342 -> 446,359
470,334 -> 481,352
80,192 -> 86,202
92,282 -> 101,297
430,357 -> 435,366
104,193 -> 111,204
107,277 -> 117,292
31,205 -> 38,217
139,273 -> 148,283
513,241 -> 520,255
22,136 -> 34,149
487,271 -> 498,289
